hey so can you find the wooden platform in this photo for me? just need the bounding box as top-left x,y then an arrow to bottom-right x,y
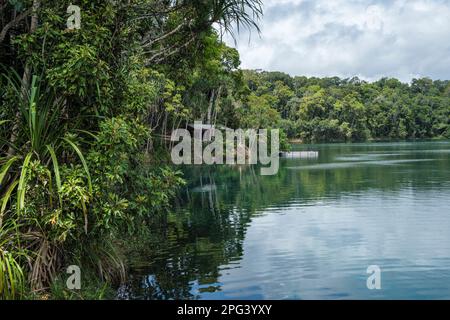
280,151 -> 319,158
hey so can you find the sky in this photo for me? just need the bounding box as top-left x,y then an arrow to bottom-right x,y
224,0 -> 450,82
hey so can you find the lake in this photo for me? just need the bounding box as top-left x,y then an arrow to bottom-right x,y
120,141 -> 450,300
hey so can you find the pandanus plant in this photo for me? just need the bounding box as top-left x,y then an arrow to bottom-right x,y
0,221 -> 25,299
1,72 -> 92,218
0,71 -> 93,297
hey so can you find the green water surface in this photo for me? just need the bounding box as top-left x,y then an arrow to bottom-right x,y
121,141 -> 450,300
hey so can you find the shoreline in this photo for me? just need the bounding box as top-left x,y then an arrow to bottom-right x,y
288,137 -> 450,144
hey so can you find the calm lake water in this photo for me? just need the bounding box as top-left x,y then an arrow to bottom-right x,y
120,141 -> 450,300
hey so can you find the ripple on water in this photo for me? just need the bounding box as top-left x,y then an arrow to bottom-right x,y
124,141 -> 450,300
287,158 -> 436,170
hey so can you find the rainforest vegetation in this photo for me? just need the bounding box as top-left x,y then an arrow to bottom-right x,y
0,0 -> 449,299
0,0 -> 264,299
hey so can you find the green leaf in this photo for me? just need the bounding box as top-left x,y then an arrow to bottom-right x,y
47,145 -> 62,207
17,153 -> 32,214
63,138 -> 93,194
1,180 -> 18,217
0,156 -> 19,187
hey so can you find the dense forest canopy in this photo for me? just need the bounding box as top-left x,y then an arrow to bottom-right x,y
241,71 -> 450,142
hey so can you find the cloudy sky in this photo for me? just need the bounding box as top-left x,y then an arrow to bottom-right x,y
224,0 -> 450,82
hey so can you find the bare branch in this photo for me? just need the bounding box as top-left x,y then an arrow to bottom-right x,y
141,21 -> 187,48
153,36 -> 196,64
0,8 -> 32,43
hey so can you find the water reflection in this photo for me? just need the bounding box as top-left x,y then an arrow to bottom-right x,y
120,141 -> 450,300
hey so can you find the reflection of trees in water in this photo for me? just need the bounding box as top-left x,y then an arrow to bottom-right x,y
121,145 -> 450,299
120,166 -> 259,300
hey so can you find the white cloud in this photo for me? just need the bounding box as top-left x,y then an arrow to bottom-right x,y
225,0 -> 450,82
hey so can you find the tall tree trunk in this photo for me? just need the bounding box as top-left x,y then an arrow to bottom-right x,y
212,85 -> 223,127
7,0 -> 41,157
206,89 -> 215,125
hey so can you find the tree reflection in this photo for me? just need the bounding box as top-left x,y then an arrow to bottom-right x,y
119,142 -> 450,299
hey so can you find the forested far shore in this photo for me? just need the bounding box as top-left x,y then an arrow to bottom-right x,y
0,0 -> 449,300
240,70 -> 450,143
